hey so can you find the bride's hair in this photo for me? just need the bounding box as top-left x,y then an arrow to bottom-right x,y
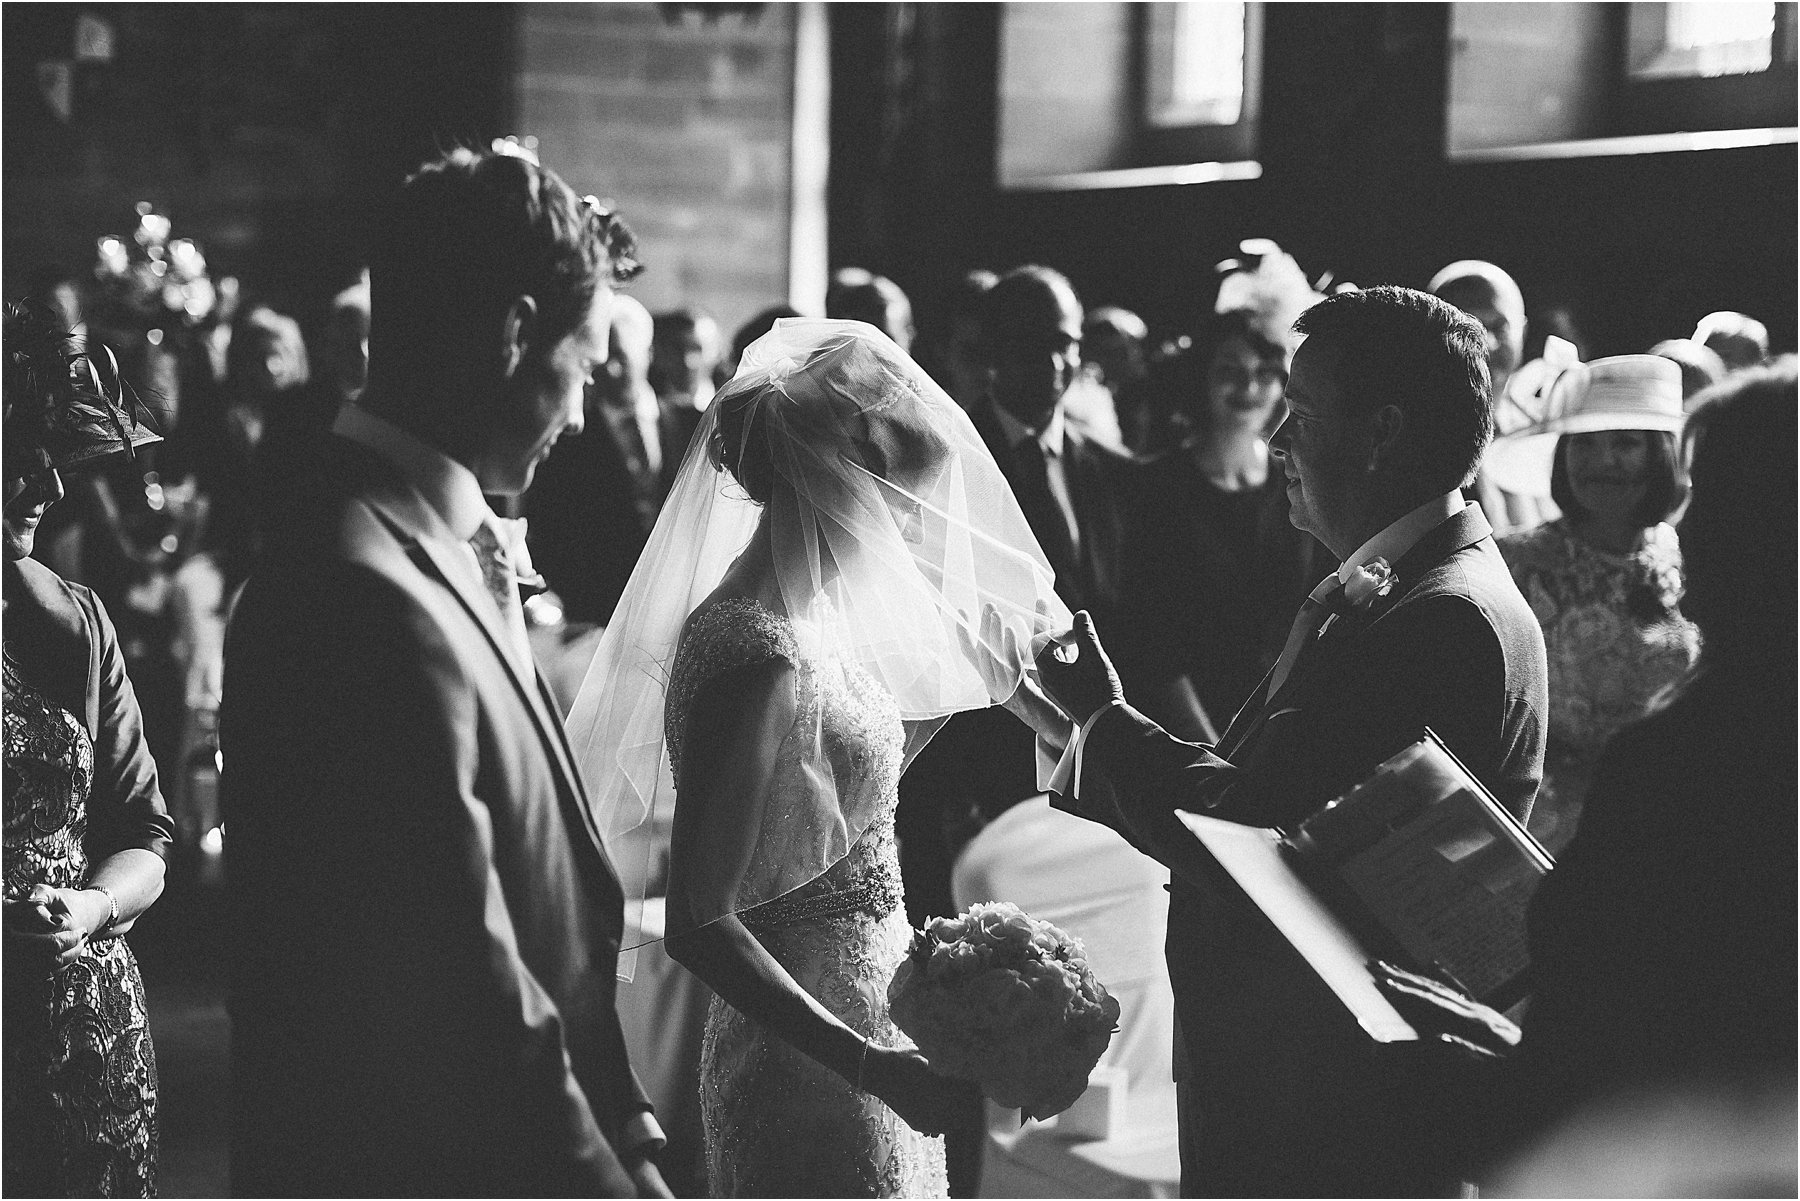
710,386 -> 776,504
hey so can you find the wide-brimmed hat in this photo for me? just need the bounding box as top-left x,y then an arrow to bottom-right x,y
1483,354 -> 1684,498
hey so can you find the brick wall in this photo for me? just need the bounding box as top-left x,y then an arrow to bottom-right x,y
516,3 -> 799,337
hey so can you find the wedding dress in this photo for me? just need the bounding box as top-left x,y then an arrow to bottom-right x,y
666,597 -> 948,1198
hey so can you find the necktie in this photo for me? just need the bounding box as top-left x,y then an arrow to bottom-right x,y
1015,437 -> 1078,579
1265,573 -> 1346,698
469,518 -> 536,675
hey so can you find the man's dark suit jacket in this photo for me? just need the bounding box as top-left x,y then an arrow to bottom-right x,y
1063,502 -> 1548,1197
222,437 -> 650,1197
527,397 -> 700,625
897,394 -> 1138,925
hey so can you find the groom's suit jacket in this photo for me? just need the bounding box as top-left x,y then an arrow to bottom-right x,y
222,435 -> 649,1197
1061,503 -> 1546,1197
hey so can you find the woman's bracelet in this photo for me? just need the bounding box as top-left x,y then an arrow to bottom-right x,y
91,887 -> 120,936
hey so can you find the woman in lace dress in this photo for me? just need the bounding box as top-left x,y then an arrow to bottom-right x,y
4,301 -> 174,1196
568,320 -> 1069,1197
1487,355 -> 1701,853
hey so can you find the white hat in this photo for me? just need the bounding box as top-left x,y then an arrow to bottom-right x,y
1483,354 -> 1684,498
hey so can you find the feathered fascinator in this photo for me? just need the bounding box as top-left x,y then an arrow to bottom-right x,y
4,298 -> 163,471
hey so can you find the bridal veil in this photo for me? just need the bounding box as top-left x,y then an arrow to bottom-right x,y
565,318 -> 1069,946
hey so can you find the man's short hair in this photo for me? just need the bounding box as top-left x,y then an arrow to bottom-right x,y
979,266 -> 1082,357
370,147 -> 640,378
1292,285 -> 1493,496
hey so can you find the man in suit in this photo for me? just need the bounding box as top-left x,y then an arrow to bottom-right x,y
527,293 -> 699,627
1035,286 -> 1548,1197
222,147 -> 671,1197
901,264 -> 1140,926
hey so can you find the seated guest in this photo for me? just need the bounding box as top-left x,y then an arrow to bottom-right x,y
826,267 -> 915,353
1380,356 -> 1798,1193
4,300 -> 174,1199
528,294 -> 698,627
1487,355 -> 1702,853
1650,336 -> 1726,404
1113,309 -> 1330,742
1692,310 -> 1770,373
1430,259 -> 1545,537
651,307 -> 721,412
915,268 -> 998,411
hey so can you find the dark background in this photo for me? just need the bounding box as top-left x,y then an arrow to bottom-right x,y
7,4 -> 1793,356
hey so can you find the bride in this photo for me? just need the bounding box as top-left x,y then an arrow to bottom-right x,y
567,320 -> 1070,1197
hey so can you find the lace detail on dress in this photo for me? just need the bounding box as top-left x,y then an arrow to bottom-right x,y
4,657 -> 159,1198
1500,519 -> 1702,851
666,599 -> 946,1198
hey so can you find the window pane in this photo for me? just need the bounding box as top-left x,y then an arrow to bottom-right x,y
1630,1 -> 1777,80
1146,2 -> 1247,127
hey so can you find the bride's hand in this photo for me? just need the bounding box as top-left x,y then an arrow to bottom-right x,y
956,603 -> 1073,745
861,1044 -> 981,1136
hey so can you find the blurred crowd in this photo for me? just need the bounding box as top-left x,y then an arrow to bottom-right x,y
22,211 -> 1783,879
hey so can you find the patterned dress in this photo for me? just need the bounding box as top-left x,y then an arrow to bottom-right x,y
4,655 -> 159,1197
666,598 -> 948,1199
1499,519 -> 1702,853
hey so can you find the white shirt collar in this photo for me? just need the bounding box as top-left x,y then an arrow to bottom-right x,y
333,402 -> 493,542
1336,490 -> 1465,584
992,402 -> 1067,458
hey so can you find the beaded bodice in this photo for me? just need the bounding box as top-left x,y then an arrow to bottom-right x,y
665,596 -> 907,926
664,597 -> 946,1197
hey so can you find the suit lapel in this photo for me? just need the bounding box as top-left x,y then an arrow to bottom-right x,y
1214,504 -> 1494,762
339,440 -> 612,862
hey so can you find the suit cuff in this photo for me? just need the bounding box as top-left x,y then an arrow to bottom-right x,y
621,1110 -> 666,1161
1047,701 -> 1123,799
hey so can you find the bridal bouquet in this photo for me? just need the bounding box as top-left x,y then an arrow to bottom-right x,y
887,901 -> 1120,1120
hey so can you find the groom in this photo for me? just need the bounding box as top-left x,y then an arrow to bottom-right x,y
223,148 -> 669,1196
1037,286 -> 1547,1197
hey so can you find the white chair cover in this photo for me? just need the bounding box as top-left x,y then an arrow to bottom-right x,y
951,796 -> 1180,1198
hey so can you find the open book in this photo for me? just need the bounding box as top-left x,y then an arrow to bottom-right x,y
1178,730 -> 1553,1039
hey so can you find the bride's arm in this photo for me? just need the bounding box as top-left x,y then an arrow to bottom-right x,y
662,658 -> 967,1135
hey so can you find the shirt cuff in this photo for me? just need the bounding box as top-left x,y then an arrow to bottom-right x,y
1047,702 -> 1122,799
622,1110 -> 666,1160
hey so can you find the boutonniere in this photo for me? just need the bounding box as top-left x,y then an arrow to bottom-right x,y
492,516 -> 548,594
1320,556 -> 1396,637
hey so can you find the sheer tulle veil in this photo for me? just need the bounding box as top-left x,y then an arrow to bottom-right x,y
565,319 -> 1069,960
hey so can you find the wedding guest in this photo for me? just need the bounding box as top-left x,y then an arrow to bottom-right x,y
1487,355 -> 1701,853
827,267 -> 915,353
1112,309 -> 1330,742
3,301 -> 173,1198
1430,259 -> 1544,537
1379,356 -> 1797,1194
915,268 -> 998,411
1034,286 -> 1547,1197
1692,310 -> 1769,373
528,293 -> 700,626
1650,336 -> 1726,403
903,264 -> 1136,1193
652,307 -> 722,412
223,145 -> 669,1197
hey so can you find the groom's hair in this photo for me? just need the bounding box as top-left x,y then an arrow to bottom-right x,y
1293,285 -> 1493,497
369,146 -> 641,386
